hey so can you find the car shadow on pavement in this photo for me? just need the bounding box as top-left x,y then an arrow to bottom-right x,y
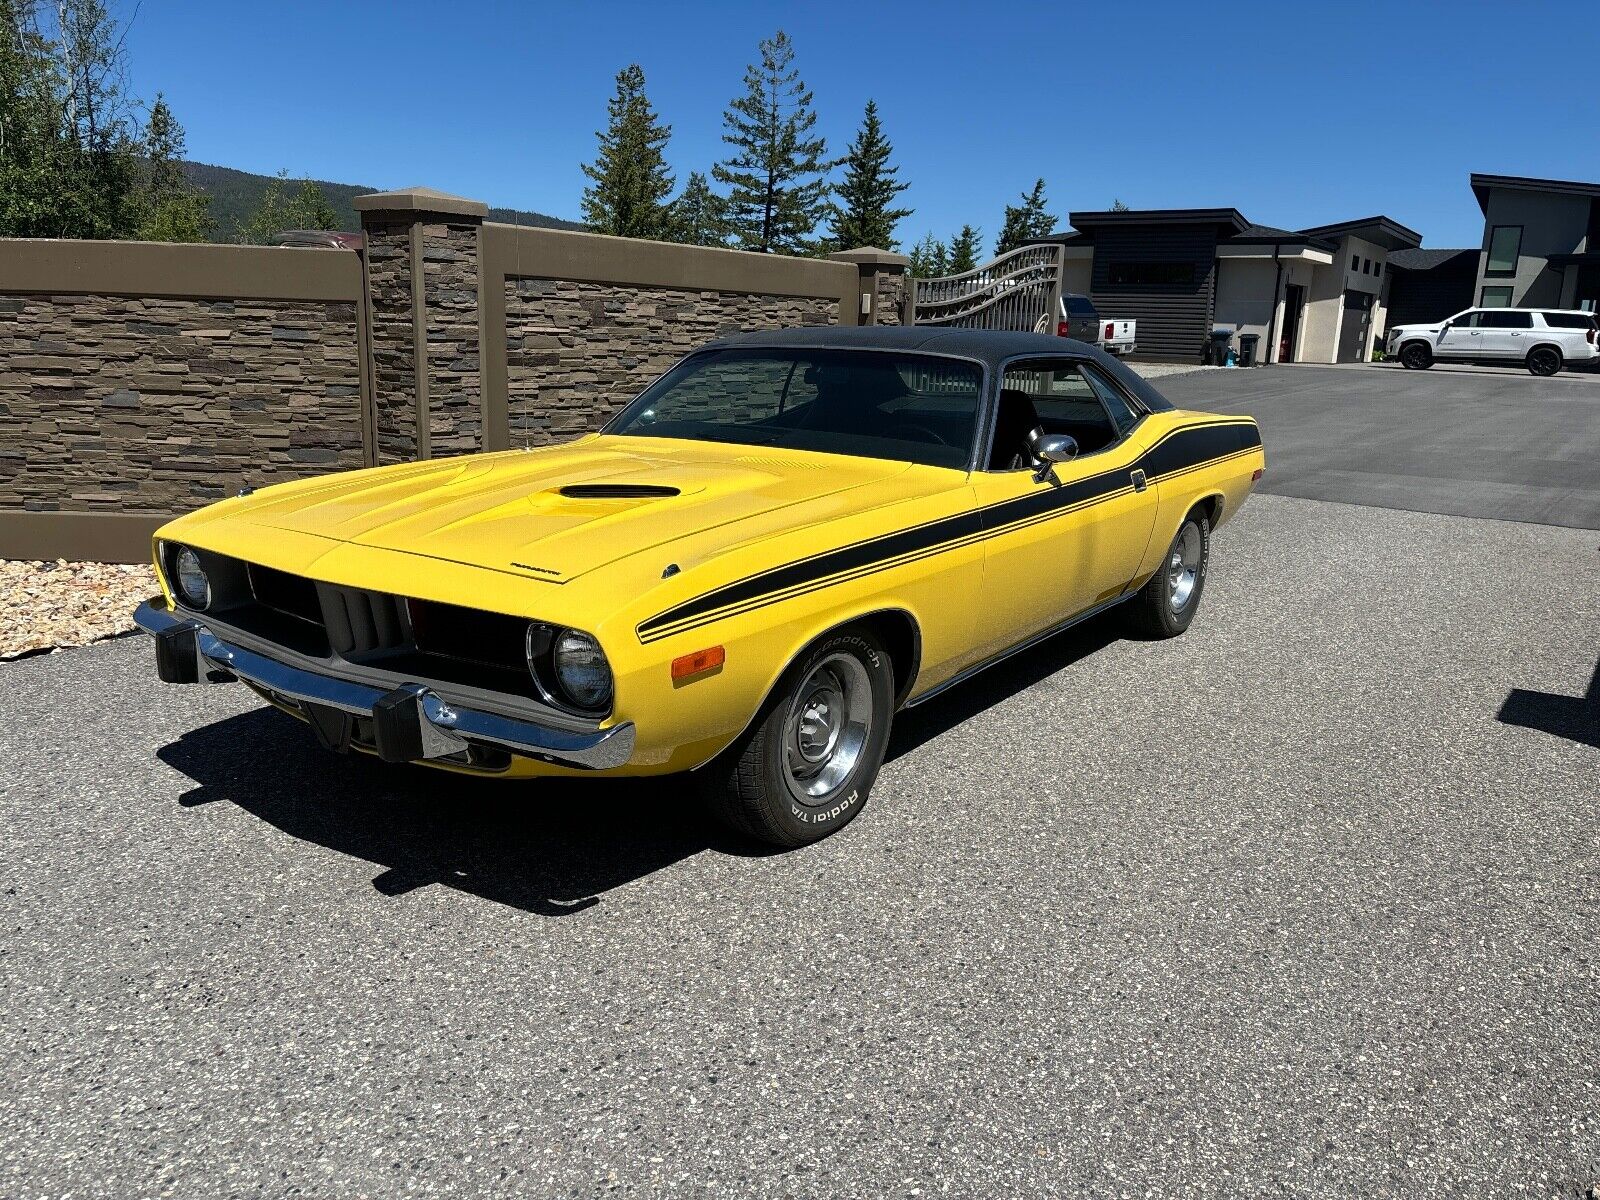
886,611 -> 1124,763
157,708 -> 773,917
1496,653 -> 1600,750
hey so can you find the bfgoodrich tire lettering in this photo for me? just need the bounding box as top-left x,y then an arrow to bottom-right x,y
696,628 -> 894,848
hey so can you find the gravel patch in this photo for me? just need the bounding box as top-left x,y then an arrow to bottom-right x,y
0,560 -> 157,659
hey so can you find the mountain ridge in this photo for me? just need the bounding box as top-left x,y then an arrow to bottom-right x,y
178,161 -> 585,240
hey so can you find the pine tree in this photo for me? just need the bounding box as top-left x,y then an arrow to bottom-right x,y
714,30 -> 834,254
995,178 -> 1056,255
668,171 -> 727,247
828,99 -> 910,250
580,63 -> 674,240
907,232 -> 947,278
135,94 -> 211,242
946,224 -> 982,273
1110,198 -> 1131,212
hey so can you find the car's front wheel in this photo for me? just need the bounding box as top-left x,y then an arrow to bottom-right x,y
1527,346 -> 1563,377
1399,342 -> 1433,370
696,628 -> 894,847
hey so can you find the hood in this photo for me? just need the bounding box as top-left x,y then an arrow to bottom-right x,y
232,435 -> 916,582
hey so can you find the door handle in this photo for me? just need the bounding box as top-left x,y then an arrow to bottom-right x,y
1130,469 -> 1148,493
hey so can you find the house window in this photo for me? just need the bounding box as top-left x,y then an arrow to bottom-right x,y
1480,285 -> 1513,307
1106,261 -> 1195,286
1350,254 -> 1359,272
1374,261 -> 1383,277
1362,259 -> 1371,275
1485,226 -> 1521,276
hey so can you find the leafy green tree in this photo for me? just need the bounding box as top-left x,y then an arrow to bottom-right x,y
995,178 -> 1056,255
580,63 -> 675,240
828,99 -> 910,250
946,224 -> 982,273
907,232 -> 947,278
1110,198 -> 1131,212
237,170 -> 339,243
135,93 -> 211,241
668,171 -> 727,247
714,30 -> 834,254
0,0 -> 139,238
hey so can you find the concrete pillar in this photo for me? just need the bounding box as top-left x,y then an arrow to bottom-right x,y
830,247 -> 913,325
354,187 -> 489,462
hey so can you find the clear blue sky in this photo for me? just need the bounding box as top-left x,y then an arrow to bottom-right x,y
122,0 -> 1599,250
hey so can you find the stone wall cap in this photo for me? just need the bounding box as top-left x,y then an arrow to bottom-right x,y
829,247 -> 911,267
353,187 -> 489,219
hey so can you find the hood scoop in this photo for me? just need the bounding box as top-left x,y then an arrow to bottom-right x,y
558,483 -> 681,499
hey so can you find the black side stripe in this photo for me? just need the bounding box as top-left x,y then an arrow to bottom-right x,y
636,420 -> 1259,643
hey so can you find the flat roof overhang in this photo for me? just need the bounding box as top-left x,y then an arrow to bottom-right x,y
1471,172 -> 1600,215
1296,216 -> 1422,251
1217,243 -> 1334,265
1066,208 -> 1251,234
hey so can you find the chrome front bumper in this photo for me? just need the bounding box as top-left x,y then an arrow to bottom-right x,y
132,599 -> 634,770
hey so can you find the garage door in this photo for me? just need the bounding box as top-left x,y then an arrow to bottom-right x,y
1338,290 -> 1373,363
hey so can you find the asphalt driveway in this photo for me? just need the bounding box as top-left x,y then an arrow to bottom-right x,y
4,490 -> 1598,1197
1160,363 -> 1600,529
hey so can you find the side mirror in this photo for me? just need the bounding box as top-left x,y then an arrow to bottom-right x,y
1030,432 -> 1078,483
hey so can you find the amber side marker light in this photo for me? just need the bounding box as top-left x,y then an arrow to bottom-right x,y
672,646 -> 726,682
1252,467 -> 1265,481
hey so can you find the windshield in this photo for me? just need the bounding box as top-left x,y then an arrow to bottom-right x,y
605,348 -> 985,470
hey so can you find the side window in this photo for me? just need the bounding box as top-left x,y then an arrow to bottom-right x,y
1540,312 -> 1593,330
1451,311 -> 1480,328
1479,310 -> 1532,329
989,359 -> 1124,470
1081,365 -> 1140,435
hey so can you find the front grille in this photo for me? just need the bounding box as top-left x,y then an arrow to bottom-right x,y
184,549 -> 541,700
316,584 -> 408,658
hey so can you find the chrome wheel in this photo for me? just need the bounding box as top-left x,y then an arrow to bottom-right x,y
1168,523 -> 1202,613
783,652 -> 872,806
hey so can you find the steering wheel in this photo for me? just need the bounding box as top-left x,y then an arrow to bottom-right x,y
896,423 -> 950,446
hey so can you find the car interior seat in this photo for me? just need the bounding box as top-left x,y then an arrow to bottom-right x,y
989,389 -> 1044,470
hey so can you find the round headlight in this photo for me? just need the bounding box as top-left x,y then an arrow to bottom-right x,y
173,546 -> 211,610
550,628 -> 613,712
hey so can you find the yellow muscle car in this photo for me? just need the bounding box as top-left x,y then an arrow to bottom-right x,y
134,327 -> 1263,846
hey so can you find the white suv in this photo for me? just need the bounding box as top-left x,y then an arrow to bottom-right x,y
1387,307 -> 1598,376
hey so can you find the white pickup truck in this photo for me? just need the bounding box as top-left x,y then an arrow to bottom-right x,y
1057,293 -> 1137,356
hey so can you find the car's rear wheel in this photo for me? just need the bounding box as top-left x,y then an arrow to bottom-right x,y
1399,342 -> 1433,370
696,628 -> 894,847
1124,512 -> 1210,639
1527,346 -> 1563,377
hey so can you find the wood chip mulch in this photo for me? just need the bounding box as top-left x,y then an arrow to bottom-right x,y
0,559 -> 159,660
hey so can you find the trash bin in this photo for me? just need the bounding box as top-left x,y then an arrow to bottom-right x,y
1238,332 -> 1260,367
1206,328 -> 1233,366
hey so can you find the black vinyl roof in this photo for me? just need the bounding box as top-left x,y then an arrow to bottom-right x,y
703,325 -> 1176,412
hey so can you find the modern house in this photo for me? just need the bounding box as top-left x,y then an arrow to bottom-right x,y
1383,173 -> 1600,331
1036,208 -> 1421,364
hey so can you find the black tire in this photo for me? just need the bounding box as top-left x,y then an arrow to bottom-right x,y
1124,512 -> 1210,639
696,628 -> 895,848
1399,342 -> 1433,370
1527,346 -> 1562,377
